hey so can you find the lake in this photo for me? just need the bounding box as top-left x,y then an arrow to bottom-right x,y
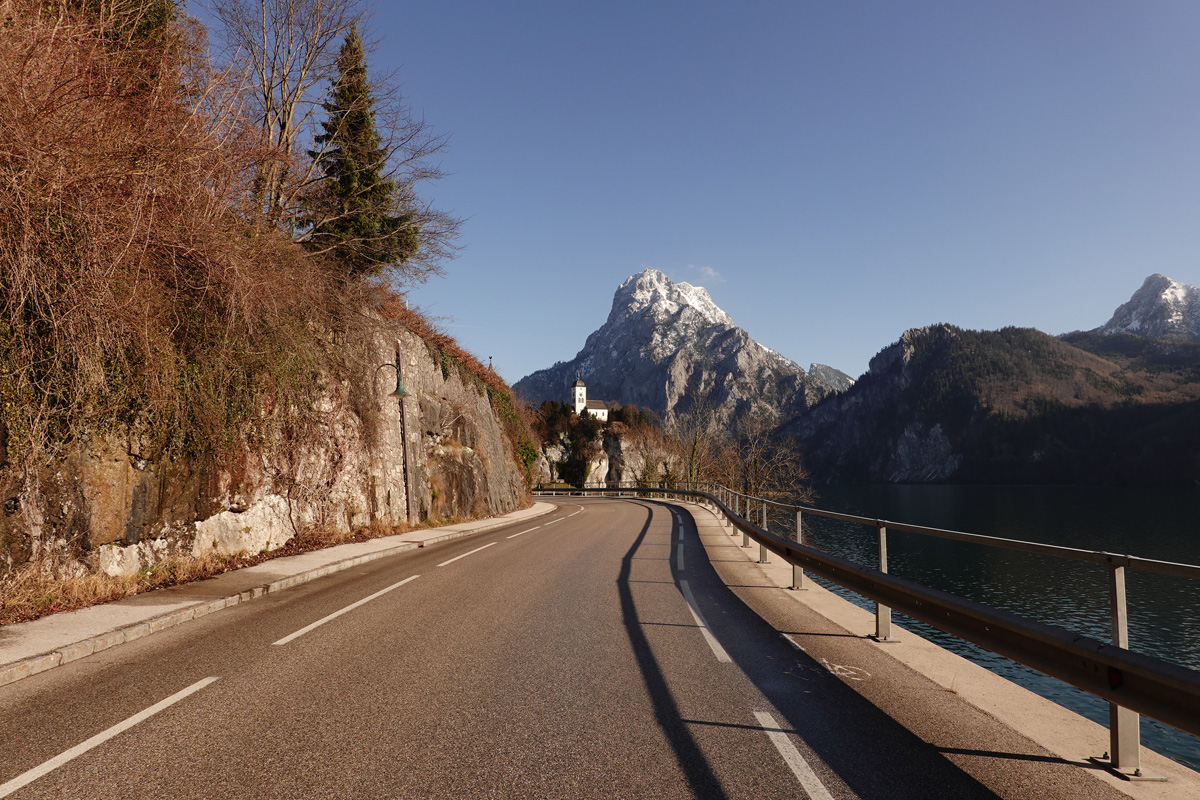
782,484 -> 1200,772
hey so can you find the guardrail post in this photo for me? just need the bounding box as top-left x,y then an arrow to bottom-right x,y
874,524 -> 895,642
734,496 -> 744,546
1108,563 -> 1141,774
759,502 -> 770,563
792,510 -> 806,590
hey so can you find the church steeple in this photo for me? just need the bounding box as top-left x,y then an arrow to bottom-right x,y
572,372 -> 587,414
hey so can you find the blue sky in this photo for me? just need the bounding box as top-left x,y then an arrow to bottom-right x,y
193,1 -> 1200,383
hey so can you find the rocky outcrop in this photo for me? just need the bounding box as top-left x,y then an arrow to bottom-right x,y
793,326 -> 969,484
0,325 -> 529,577
514,269 -> 852,432
531,426 -> 681,489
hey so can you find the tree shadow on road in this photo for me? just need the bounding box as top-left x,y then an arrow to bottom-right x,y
616,503 -> 730,799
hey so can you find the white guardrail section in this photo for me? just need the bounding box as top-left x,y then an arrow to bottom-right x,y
535,481 -> 1200,780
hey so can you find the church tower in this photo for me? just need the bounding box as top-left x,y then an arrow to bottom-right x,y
572,372 -> 587,415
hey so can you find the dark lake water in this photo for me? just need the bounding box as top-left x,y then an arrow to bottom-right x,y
774,484 -> 1200,772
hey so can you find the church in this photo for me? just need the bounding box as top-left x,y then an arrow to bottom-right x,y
571,374 -> 609,422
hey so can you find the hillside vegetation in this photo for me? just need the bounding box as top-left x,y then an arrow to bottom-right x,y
799,324 -> 1200,485
0,1 -> 534,586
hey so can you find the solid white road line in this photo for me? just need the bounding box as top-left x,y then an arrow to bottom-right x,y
436,542 -> 497,567
753,711 -> 836,800
0,677 -> 220,798
274,575 -> 420,645
678,580 -> 731,663
506,527 -> 539,539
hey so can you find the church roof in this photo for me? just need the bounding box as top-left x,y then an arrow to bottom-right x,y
573,378 -> 586,387
585,400 -> 607,410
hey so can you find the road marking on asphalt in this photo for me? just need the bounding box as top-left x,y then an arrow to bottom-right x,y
782,633 -> 807,653
274,575 -> 421,645
753,710 -> 836,800
0,677 -> 220,798
781,636 -> 870,682
676,543 -> 685,571
437,542 -> 497,567
506,527 -> 539,538
542,518 -> 562,526
678,580 -> 731,663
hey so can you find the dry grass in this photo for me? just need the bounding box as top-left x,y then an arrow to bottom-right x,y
0,511 -> 490,626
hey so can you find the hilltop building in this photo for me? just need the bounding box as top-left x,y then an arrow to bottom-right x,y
571,374 -> 609,422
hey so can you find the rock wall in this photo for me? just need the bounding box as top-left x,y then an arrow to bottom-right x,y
532,428 -> 679,487
0,326 -> 529,576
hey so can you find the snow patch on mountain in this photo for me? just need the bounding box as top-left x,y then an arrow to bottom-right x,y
515,268 -> 853,430
1096,273 -> 1200,341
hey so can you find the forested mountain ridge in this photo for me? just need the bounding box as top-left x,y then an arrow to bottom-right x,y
794,322 -> 1200,485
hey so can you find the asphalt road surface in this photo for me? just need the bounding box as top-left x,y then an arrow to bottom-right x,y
0,498 -> 1132,799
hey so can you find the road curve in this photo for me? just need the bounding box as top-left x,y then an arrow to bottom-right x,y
0,498 -> 1132,799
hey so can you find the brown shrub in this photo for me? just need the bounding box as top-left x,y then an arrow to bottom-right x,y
0,2 -> 345,476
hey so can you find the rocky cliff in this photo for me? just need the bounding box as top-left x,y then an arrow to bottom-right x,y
0,324 -> 530,577
514,269 -> 852,431
531,427 -> 680,488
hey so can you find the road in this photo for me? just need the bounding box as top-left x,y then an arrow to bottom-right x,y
0,498 -> 1132,798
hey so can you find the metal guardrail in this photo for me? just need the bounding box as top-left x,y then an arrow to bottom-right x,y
535,481 -> 1200,780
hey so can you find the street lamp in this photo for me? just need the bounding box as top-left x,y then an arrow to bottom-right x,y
377,355 -> 412,525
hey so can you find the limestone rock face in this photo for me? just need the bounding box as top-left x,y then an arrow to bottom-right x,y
514,268 -> 852,431
2,324 -> 529,577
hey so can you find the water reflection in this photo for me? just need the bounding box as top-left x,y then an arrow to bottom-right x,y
794,485 -> 1200,771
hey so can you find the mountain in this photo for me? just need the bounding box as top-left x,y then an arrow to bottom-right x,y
514,269 -> 852,429
1095,273 -> 1200,341
794,323 -> 1200,485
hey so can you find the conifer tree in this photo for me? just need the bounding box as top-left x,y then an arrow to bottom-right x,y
306,26 -> 417,276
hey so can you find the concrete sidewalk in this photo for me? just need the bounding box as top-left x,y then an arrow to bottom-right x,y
0,502 -> 555,688
671,497 -> 1200,799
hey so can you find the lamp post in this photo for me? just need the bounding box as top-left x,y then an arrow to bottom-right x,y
376,354 -> 412,526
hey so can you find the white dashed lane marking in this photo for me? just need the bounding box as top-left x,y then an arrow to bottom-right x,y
506,527 -> 539,538
753,711 -> 836,800
678,580 -> 731,663
275,575 -> 421,645
437,542 -> 497,567
0,677 -> 220,799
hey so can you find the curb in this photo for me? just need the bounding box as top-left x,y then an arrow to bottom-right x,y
0,503 -> 556,689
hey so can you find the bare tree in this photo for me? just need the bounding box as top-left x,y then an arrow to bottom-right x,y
733,412 -> 809,502
207,0 -> 364,222
668,383 -> 727,487
205,0 -> 460,279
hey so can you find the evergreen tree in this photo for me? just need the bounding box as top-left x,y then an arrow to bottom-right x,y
306,27 -> 417,276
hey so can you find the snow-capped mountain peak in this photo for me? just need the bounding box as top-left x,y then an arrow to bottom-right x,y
515,268 -> 853,430
1097,273 -> 1200,341
612,268 -> 734,329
